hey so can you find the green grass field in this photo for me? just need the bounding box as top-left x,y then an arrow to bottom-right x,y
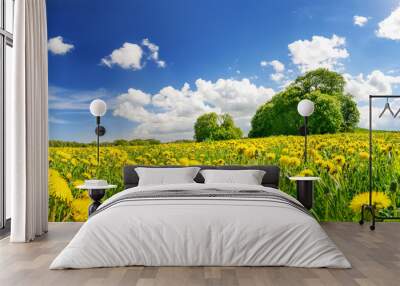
48,131 -> 400,222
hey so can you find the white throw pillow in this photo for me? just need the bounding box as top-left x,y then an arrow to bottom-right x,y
200,169 -> 266,185
136,167 -> 201,186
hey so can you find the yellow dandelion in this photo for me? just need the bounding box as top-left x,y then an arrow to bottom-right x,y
213,159 -> 225,166
324,161 -> 335,172
315,142 -> 327,150
266,153 -> 276,161
329,164 -> 341,175
179,157 -> 190,166
189,160 -> 201,165
279,155 -> 291,166
167,158 -> 178,165
236,144 -> 247,155
56,151 -> 72,160
89,156 -> 98,166
347,147 -> 355,155
126,159 -> 137,165
332,155 -> 346,166
359,151 -> 369,160
314,159 -> 326,168
71,197 -> 91,222
48,169 -> 73,203
244,146 -> 257,159
288,157 -> 301,167
298,169 -> 314,177
350,192 -> 391,213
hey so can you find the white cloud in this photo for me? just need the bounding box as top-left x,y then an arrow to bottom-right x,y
49,116 -> 70,124
344,70 -> 400,102
353,15 -> 369,27
142,38 -> 166,68
270,73 -> 285,82
101,42 -> 143,70
269,60 -> 285,73
269,60 -> 285,82
157,60 -> 166,68
288,34 -> 349,72
113,78 -> 274,140
376,6 -> 400,40
49,86 -> 111,110
112,89 -> 152,122
48,36 -> 74,55
358,105 -> 400,130
260,60 -> 285,72
260,60 -> 286,83
101,39 -> 166,70
116,88 -> 151,106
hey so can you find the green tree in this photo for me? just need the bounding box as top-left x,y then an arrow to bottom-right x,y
292,68 -> 345,95
249,68 -> 359,137
194,112 -> 243,142
249,88 -> 343,137
339,94 -> 360,132
194,113 -> 219,142
113,139 -> 129,146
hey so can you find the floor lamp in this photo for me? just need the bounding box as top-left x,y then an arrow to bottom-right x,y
297,99 -> 315,163
89,99 -> 107,164
291,99 -> 317,210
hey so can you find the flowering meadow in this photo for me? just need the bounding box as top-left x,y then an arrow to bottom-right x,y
48,132 -> 400,222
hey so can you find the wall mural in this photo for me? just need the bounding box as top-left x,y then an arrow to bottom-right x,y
47,0 -> 400,222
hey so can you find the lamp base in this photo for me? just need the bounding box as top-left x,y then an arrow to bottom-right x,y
296,180 -> 314,210
88,189 -> 106,215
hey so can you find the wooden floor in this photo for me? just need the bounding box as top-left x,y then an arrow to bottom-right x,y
0,222 -> 399,286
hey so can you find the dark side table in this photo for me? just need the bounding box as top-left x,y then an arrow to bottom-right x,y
289,177 -> 320,210
77,184 -> 117,215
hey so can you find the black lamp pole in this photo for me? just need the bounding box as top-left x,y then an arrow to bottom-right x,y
298,99 -> 314,164
95,116 -> 106,164
96,116 -> 100,164
304,116 -> 308,163
90,99 -> 107,165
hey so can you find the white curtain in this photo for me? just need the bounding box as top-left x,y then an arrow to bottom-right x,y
7,0 -> 49,242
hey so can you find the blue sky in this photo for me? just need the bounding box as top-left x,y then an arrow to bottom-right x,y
47,0 -> 400,142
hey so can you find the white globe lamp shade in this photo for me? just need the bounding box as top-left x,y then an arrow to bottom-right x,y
297,99 -> 315,117
90,99 -> 107,117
